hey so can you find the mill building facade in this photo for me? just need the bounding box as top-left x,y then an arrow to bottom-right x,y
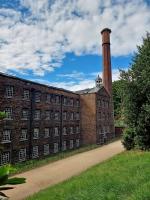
0,28 -> 115,165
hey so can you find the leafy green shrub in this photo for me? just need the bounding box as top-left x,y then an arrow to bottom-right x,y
122,128 -> 135,150
0,165 -> 26,198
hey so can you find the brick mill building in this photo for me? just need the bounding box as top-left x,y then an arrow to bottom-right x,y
0,28 -> 114,165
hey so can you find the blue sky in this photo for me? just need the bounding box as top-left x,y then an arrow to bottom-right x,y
0,0 -> 150,91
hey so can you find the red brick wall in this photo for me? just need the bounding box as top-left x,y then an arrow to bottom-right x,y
80,93 -> 97,145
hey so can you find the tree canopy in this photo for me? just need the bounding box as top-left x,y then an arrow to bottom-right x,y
121,33 -> 150,150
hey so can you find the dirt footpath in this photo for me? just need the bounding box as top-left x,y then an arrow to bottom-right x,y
6,140 -> 124,200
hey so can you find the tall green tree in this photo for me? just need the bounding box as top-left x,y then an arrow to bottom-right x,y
121,33 -> 150,150
112,79 -> 125,120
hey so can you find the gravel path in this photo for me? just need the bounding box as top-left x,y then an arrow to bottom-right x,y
6,140 -> 124,200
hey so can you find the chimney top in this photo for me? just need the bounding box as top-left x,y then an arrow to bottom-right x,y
101,28 -> 111,34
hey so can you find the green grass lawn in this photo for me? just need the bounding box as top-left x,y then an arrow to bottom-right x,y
27,151 -> 150,200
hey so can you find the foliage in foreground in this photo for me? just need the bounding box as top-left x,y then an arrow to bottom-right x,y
0,165 -> 26,199
27,151 -> 150,200
121,33 -> 150,150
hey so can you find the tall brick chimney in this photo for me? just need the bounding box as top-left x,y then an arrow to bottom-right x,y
101,28 -> 112,96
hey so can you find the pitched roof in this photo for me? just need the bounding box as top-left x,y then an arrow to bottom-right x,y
76,86 -> 103,94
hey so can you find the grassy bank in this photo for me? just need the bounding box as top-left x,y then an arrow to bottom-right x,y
27,151 -> 150,200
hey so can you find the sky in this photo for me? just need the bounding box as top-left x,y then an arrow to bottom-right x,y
0,0 -> 150,91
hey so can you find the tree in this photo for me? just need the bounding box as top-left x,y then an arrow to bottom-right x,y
121,33 -> 150,150
112,79 -> 126,125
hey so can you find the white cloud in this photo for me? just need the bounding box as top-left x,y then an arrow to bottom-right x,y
31,68 -> 123,91
0,0 -> 150,75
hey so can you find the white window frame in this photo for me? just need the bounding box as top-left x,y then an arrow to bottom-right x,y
62,141 -> 67,151
20,129 -> 27,141
70,127 -> 73,134
2,130 -> 11,143
19,148 -> 26,162
5,107 -> 12,119
76,126 -> 80,134
45,110 -> 51,120
33,128 -> 39,139
76,112 -> 80,120
34,110 -> 40,120
63,112 -> 67,120
70,112 -> 74,120
32,146 -> 39,158
22,109 -> 29,120
76,139 -> 80,147
54,111 -> 59,120
35,92 -> 41,102
54,143 -> 59,153
70,98 -> 74,106
63,127 -> 67,135
44,128 -> 50,138
1,152 -> 10,165
63,97 -> 67,105
6,86 -> 13,98
54,127 -> 59,137
70,140 -> 74,149
23,90 -> 30,100
44,144 -> 50,155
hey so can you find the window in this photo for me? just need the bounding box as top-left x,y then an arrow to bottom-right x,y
44,128 -> 50,138
76,139 -> 80,147
54,143 -> 59,153
6,86 -> 13,98
20,129 -> 27,141
46,93 -> 51,102
23,90 -> 30,100
70,140 -> 74,149
63,97 -> 67,105
2,130 -> 11,143
63,112 -> 67,120
34,110 -> 40,120
63,127 -> 67,135
98,112 -> 101,119
70,112 -> 74,120
45,110 -> 51,120
44,144 -> 50,155
33,128 -> 39,139
32,146 -> 38,158
62,141 -> 67,151
19,148 -> 26,162
70,127 -> 73,134
1,152 -> 10,165
5,107 -> 12,119
76,126 -> 80,134
76,100 -> 80,107
54,127 -> 59,137
22,109 -> 29,120
54,111 -> 60,120
76,112 -> 80,120
35,92 -> 41,102
55,95 -> 60,104
70,98 -> 74,106
98,100 -> 101,107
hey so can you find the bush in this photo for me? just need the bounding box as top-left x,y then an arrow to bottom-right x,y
122,128 -> 135,150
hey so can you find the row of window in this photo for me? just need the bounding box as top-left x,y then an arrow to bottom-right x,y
97,112 -> 111,120
97,99 -> 110,108
1,126 -> 80,143
4,108 -> 80,121
98,126 -> 111,134
5,86 -> 80,106
0,139 -> 80,165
